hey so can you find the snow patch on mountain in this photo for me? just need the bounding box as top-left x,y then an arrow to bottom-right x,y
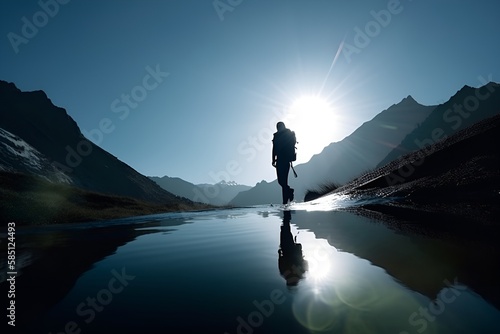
0,127 -> 72,183
0,127 -> 44,170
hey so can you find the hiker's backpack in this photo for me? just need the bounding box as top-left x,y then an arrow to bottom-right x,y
274,129 -> 297,162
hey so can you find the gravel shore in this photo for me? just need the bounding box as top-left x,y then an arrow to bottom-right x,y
333,113 -> 500,228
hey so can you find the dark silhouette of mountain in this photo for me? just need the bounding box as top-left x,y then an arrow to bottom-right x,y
230,95 -> 434,205
149,176 -> 251,205
149,175 -> 201,201
333,112 -> 500,223
0,80 -> 198,210
229,179 -> 279,206
378,83 -> 500,167
196,180 -> 251,205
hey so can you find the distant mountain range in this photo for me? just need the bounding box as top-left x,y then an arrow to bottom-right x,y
0,80 -> 205,223
148,176 -> 251,206
3,79 -> 498,221
230,82 -> 500,206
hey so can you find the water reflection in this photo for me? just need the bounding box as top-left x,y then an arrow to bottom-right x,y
278,210 -> 308,287
279,209 -> 500,333
6,208 -> 500,333
1,218 -> 188,333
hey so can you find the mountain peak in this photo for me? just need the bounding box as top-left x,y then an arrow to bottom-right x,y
0,80 -> 21,94
400,95 -> 419,106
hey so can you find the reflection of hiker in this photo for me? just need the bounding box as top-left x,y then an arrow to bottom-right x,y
278,211 -> 307,287
272,122 -> 297,205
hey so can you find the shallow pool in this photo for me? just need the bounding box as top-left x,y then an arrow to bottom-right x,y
3,203 -> 500,333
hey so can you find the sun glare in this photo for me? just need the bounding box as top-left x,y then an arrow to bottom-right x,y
307,259 -> 332,282
284,95 -> 338,163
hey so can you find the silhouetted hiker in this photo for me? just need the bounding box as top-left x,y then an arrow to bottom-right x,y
272,121 -> 297,205
278,211 -> 307,287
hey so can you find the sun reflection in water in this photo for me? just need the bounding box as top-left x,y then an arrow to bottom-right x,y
291,236 -> 390,332
307,256 -> 332,282
302,238 -> 339,284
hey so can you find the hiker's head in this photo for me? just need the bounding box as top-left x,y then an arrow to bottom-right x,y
276,122 -> 286,131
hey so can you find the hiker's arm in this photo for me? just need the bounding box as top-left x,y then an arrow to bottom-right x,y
272,145 -> 276,167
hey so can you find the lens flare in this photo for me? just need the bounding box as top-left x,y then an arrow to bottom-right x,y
284,95 -> 338,163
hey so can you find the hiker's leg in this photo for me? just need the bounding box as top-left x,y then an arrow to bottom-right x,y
276,163 -> 286,204
276,163 -> 285,187
281,187 -> 288,204
283,162 -> 291,202
277,160 -> 290,204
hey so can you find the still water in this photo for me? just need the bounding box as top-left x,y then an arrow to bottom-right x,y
3,200 -> 500,333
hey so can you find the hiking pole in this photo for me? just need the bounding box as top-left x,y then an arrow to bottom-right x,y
291,162 -> 298,178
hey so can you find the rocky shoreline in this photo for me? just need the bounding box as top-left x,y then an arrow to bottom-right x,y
332,113 -> 500,228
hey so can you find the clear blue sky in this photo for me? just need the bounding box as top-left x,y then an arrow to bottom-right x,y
1,0 -> 499,185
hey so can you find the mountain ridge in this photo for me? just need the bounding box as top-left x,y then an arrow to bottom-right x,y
0,80 -> 172,203
378,82 -> 500,167
149,175 -> 251,205
0,80 -> 205,224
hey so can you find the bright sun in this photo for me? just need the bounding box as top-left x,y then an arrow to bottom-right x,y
283,95 -> 338,163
